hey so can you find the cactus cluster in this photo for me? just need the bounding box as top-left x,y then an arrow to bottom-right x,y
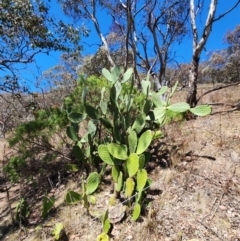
65,66 -> 211,221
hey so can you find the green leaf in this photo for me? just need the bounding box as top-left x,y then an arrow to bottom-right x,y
136,130 -> 152,155
137,169 -> 148,192
52,223 -> 64,241
65,191 -> 82,204
132,203 -> 141,221
189,105 -> 212,116
86,172 -> 100,195
98,145 -> 114,165
42,196 -> 55,218
128,129 -> 137,153
125,177 -> 135,198
122,68 -> 133,83
167,102 -> 190,113
132,113 -> 146,134
66,164 -> 79,172
85,105 -> 100,119
107,143 -> 128,160
68,112 -> 87,123
126,153 -> 139,177
66,126 -> 78,142
102,68 -> 113,82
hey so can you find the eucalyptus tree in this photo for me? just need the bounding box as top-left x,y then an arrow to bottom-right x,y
0,0 -> 82,93
187,0 -> 240,107
58,0 -> 189,89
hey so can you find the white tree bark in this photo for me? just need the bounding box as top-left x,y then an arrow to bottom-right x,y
187,0 -> 217,106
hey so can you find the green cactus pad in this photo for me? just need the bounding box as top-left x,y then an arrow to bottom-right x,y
153,107 -> 166,120
66,126 -> 78,142
167,102 -> 190,112
65,191 -> 82,204
115,81 -> 122,100
72,145 -> 85,161
68,112 -> 87,123
132,113 -> 146,134
86,172 -> 100,195
88,120 -> 97,134
100,101 -> 108,115
101,87 -> 106,100
138,154 -> 145,170
139,152 -> 151,169
136,130 -> 152,155
128,129 -> 138,153
143,99 -> 152,115
107,143 -> 128,160
125,177 -> 135,198
103,219 -> 111,234
102,68 -> 113,82
152,92 -> 165,107
158,86 -> 168,95
52,223 -> 64,241
111,66 -> 121,83
122,68 -> 133,83
98,145 -> 115,165
141,79 -> 151,96
100,117 -> 113,129
87,195 -> 96,204
111,166 -> 119,183
115,171 -> 123,192
132,203 -> 141,221
137,169 -> 148,192
169,81 -> 178,98
152,130 -> 163,140
126,153 -> 139,177
85,105 -> 100,119
190,105 -> 212,116
97,232 -> 110,241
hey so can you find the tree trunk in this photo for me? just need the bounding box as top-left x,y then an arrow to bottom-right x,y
186,56 -> 199,107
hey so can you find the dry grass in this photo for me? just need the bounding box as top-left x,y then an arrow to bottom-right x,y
1,84 -> 240,241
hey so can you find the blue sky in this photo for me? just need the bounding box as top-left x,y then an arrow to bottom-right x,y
34,1 -> 240,84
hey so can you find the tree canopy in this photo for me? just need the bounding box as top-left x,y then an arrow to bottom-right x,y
0,0 -> 82,93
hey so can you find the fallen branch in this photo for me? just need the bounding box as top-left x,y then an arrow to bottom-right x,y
196,82 -> 240,105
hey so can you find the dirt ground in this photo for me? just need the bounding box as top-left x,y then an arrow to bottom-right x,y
0,85 -> 240,241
